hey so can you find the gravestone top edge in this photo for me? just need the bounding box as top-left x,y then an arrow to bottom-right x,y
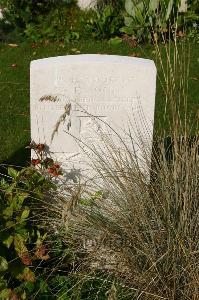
30,54 -> 156,70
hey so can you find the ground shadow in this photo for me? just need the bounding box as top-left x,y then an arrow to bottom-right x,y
0,145 -> 30,174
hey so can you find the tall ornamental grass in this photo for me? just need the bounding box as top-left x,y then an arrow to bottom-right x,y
36,38 -> 198,299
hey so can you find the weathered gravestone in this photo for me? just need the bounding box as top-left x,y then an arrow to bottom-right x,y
30,54 -> 156,176
77,0 -> 96,9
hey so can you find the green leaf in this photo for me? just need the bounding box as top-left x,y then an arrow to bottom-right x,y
15,226 -> 29,240
21,290 -> 27,300
94,191 -> 103,198
8,167 -> 19,179
109,37 -> 123,45
136,9 -> 145,23
5,220 -> 15,228
79,198 -> 91,206
17,193 -> 29,205
136,1 -> 144,13
125,0 -> 135,17
124,16 -> 133,26
120,26 -> 135,35
14,234 -> 28,254
0,289 -> 10,299
39,279 -> 49,293
17,267 -> 35,282
0,179 -> 9,189
3,206 -> 13,219
149,0 -> 159,11
25,281 -> 35,293
103,5 -> 112,19
21,208 -> 30,221
0,257 -> 8,272
3,235 -> 14,248
0,275 -> 7,289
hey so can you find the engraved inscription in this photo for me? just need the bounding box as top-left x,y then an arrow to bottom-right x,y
31,55 -> 156,174
33,97 -> 140,112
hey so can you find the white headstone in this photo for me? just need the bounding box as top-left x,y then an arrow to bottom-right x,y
0,9 -> 3,19
77,0 -> 96,9
30,55 -> 156,176
179,0 -> 187,13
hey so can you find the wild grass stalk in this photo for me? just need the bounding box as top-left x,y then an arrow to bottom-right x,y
42,38 -> 199,299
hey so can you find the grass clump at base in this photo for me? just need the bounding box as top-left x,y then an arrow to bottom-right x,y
34,40 -> 199,299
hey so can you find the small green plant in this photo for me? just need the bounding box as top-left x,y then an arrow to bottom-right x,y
0,165 -> 54,298
120,0 -> 184,43
96,0 -> 125,10
87,4 -> 123,39
183,0 -> 199,43
24,8 -> 80,43
0,0 -> 76,29
0,0 -> 79,42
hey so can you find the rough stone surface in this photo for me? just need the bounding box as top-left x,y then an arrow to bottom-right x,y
30,54 -> 156,176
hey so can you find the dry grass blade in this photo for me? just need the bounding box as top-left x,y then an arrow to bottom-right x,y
43,39 -> 198,298
39,95 -> 59,102
51,103 -> 71,142
30,33 -> 199,299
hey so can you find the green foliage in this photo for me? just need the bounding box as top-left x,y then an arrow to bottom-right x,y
96,0 -> 125,10
0,0 -> 76,28
120,0 -> 183,43
0,165 -> 116,299
0,0 -> 79,42
184,0 -> 199,43
87,5 -> 124,39
0,166 -> 55,298
23,7 -> 80,43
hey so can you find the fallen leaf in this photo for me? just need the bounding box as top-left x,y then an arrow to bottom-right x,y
8,43 -> 18,47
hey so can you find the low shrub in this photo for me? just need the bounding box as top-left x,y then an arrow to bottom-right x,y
0,163 -> 78,299
0,152 -> 121,298
23,5 -> 82,43
0,0 -> 80,43
0,0 -> 76,29
120,0 -> 182,44
184,0 -> 199,43
0,166 -> 47,298
86,4 -> 124,39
